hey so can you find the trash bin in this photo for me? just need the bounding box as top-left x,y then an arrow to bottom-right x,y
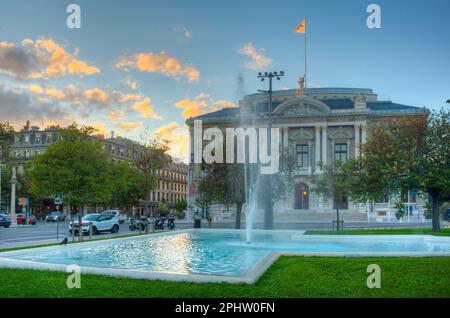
194,219 -> 201,228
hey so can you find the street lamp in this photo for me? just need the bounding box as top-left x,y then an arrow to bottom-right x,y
256,71 -> 285,229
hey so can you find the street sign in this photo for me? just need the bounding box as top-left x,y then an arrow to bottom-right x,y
18,197 -> 28,206
54,195 -> 63,205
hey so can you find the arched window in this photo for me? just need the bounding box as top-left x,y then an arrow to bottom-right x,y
295,183 -> 309,209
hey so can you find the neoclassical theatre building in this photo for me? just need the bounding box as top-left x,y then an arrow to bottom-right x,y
187,87 -> 428,223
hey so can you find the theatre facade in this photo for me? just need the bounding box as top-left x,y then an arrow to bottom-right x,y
187,87 -> 428,223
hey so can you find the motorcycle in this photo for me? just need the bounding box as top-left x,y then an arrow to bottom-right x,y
129,216 -> 148,231
167,217 -> 175,230
154,216 -> 166,230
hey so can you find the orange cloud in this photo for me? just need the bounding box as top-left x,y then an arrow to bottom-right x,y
132,97 -> 162,120
116,51 -> 200,83
238,43 -> 272,71
83,88 -> 109,104
155,122 -> 189,162
107,110 -> 126,121
175,93 -> 235,119
115,121 -> 144,132
21,38 -> 100,78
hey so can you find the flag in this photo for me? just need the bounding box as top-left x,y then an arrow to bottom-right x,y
295,18 -> 306,33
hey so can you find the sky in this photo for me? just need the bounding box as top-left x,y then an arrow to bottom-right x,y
0,0 -> 449,161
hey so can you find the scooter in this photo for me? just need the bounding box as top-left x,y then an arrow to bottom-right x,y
154,216 -> 166,230
129,216 -> 147,231
167,217 -> 175,230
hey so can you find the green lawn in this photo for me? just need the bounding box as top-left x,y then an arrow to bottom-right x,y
304,228 -> 450,236
0,257 -> 449,297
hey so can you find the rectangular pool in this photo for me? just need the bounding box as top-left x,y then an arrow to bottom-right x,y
1,229 -> 450,283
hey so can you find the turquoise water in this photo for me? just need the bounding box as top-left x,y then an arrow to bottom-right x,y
11,231 -> 450,277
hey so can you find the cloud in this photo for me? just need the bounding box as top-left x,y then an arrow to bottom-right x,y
120,76 -> 140,90
175,93 -> 236,119
154,122 -> 189,162
107,110 -> 126,121
131,97 -> 162,120
115,121 -> 144,132
213,100 -> 236,108
115,51 -> 200,83
83,88 -> 109,104
0,38 -> 100,79
173,25 -> 193,42
238,43 -> 272,71
0,85 -> 76,129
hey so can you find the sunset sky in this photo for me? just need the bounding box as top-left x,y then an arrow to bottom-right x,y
1,0 -> 449,161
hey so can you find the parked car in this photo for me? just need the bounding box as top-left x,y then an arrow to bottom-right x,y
46,211 -> 66,222
16,213 -> 37,225
69,213 -> 119,235
0,214 -> 11,228
101,210 -> 127,224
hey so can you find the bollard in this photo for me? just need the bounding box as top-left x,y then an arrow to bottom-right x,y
89,222 -> 92,240
145,219 -> 149,234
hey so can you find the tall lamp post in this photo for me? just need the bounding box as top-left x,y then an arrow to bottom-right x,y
257,71 -> 284,229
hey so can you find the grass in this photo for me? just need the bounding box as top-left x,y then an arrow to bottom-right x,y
304,228 -> 450,236
0,256 -> 449,297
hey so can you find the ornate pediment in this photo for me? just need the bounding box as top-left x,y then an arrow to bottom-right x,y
289,128 -> 314,141
274,97 -> 330,117
328,127 -> 353,139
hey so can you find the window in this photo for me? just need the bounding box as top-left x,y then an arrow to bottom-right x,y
296,144 -> 309,168
334,143 -> 347,162
295,183 -> 309,209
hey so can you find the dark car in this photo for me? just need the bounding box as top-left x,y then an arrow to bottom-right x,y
46,211 -> 66,222
0,214 -> 11,228
16,213 -> 37,225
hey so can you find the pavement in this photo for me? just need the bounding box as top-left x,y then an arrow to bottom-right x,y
0,218 -> 437,249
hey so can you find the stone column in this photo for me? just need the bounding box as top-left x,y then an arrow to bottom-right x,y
315,126 -> 321,172
283,127 -> 289,150
354,124 -> 361,158
10,166 -> 17,225
361,124 -> 367,158
321,125 -> 327,165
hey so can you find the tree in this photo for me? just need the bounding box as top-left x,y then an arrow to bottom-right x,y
28,124 -> 114,213
135,136 -> 170,215
157,201 -> 169,216
110,161 -> 146,210
312,161 -> 350,230
0,122 -> 14,161
197,163 -> 246,229
175,198 -> 187,218
344,115 -> 427,220
419,109 -> 450,231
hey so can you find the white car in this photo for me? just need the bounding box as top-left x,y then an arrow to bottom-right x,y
101,210 -> 128,224
69,213 -> 119,235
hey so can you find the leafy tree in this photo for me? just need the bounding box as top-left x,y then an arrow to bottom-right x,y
197,162 -> 246,229
28,124 -> 114,213
419,109 -> 450,231
312,161 -> 350,230
157,201 -> 169,216
0,122 -> 14,162
110,161 -> 146,210
344,115 -> 427,219
175,198 -> 187,218
135,137 -> 170,215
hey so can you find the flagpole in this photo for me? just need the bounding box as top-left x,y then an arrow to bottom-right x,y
304,16 -> 307,89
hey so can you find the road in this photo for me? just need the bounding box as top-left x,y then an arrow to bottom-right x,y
0,220 -> 142,248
